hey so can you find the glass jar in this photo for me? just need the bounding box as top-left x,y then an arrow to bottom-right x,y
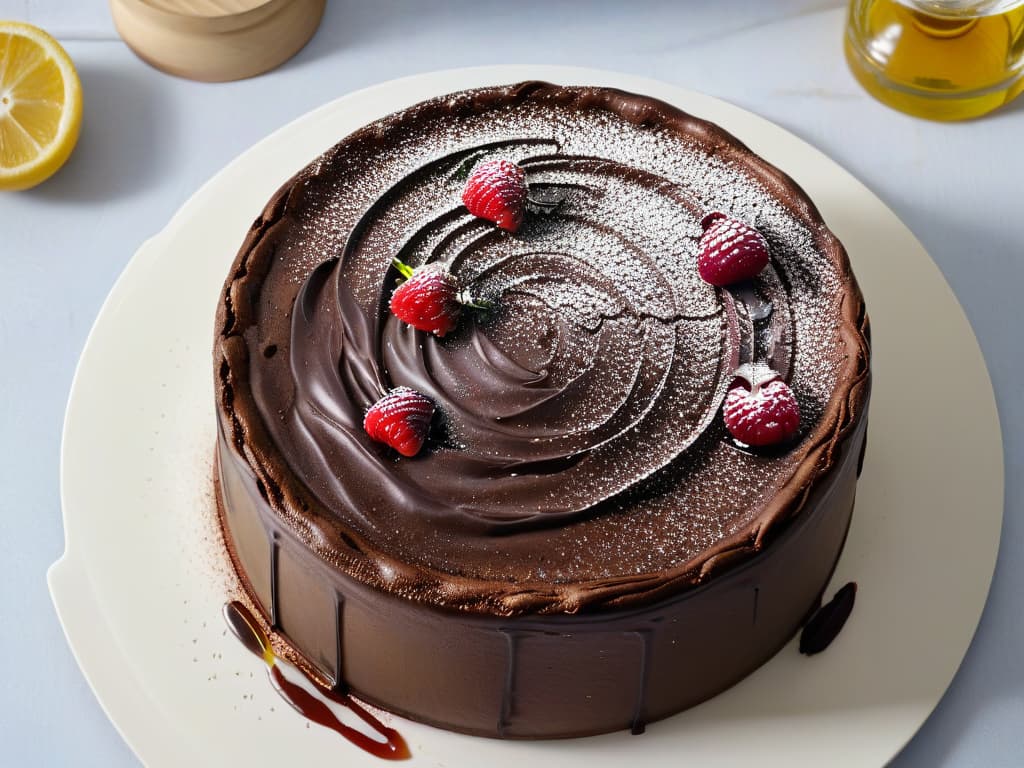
845,0 -> 1024,119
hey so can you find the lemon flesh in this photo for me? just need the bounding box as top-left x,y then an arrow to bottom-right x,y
0,22 -> 82,191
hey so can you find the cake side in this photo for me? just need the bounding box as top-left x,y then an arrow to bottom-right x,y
215,412 -> 865,737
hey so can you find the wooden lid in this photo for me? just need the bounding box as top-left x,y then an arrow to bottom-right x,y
109,0 -> 326,82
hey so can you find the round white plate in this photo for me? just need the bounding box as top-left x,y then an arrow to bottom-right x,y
48,66 -> 1003,767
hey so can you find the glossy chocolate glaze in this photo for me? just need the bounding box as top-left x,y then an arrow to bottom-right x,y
214,82 -> 871,737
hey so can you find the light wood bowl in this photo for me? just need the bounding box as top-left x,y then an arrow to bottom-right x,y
109,0 -> 326,82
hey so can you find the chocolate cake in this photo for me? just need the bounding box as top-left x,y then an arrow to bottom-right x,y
214,82 -> 871,739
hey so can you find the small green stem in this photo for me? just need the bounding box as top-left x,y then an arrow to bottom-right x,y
457,290 -> 493,312
391,257 -> 414,280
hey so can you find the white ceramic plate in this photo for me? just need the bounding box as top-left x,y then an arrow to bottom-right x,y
49,66 -> 1003,767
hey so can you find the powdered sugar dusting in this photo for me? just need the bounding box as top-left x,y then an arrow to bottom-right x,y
246,85 -> 857,585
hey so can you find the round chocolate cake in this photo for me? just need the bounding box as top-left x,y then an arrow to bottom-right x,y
214,82 -> 871,739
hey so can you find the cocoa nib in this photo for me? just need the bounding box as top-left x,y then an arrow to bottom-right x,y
799,582 -> 857,656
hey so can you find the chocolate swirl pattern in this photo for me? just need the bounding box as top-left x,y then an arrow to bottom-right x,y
222,82 -> 869,606
288,142 -> 752,533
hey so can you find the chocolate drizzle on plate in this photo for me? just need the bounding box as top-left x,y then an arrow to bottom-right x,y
223,601 -> 410,761
799,582 -> 857,656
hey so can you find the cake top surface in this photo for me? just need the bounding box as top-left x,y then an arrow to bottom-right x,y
217,82 -> 869,615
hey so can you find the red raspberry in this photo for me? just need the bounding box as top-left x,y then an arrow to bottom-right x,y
697,212 -> 770,286
390,262 -> 462,337
723,366 -> 800,447
461,158 -> 527,232
363,387 -> 435,457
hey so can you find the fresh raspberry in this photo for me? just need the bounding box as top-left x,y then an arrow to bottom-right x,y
461,158 -> 527,232
363,387 -> 435,457
723,366 -> 800,447
696,212 -> 770,286
390,262 -> 462,337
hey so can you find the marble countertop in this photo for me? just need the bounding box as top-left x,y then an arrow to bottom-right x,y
1,1 -> 1020,765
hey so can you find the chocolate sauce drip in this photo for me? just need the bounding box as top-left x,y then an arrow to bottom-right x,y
223,601 -> 410,761
629,629 -> 654,735
497,630 -> 520,737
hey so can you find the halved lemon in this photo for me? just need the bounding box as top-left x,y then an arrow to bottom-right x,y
0,21 -> 82,191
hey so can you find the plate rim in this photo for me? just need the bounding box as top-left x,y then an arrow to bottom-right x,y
49,64 -> 1004,768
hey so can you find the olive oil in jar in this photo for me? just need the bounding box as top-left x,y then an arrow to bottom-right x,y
845,0 -> 1024,119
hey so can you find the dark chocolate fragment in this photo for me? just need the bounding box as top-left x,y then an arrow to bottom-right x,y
799,581 -> 857,655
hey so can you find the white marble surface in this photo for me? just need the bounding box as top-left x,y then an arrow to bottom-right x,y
1,1 -> 1020,765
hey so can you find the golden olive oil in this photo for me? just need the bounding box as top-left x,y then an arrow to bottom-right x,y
845,0 -> 1024,119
